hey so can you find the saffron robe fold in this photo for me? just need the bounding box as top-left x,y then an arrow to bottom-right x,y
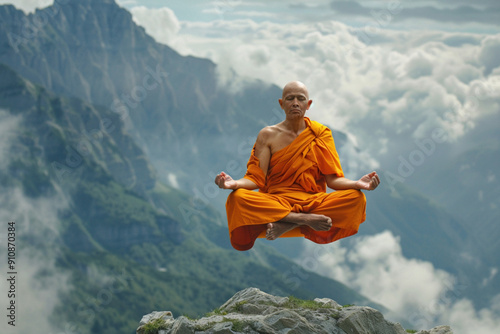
226,117 -> 366,251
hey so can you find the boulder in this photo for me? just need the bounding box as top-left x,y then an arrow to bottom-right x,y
136,287 -> 452,334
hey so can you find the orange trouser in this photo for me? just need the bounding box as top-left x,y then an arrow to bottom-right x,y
226,188 -> 366,251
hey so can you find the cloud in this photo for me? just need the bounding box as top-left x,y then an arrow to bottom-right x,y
147,17 -> 499,166
0,0 -> 53,14
300,231 -> 454,315
167,172 -> 179,188
202,1 -> 277,20
437,297 -> 500,334
228,10 -> 276,19
130,6 -> 180,45
0,110 -> 70,333
116,0 -> 138,7
0,189 -> 70,334
328,0 -> 500,26
298,231 -> 500,334
478,35 -> 500,75
125,10 -> 500,182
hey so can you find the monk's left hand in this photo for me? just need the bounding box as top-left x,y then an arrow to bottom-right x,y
356,171 -> 380,191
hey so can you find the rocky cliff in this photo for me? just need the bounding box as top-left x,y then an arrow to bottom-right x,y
137,288 -> 452,334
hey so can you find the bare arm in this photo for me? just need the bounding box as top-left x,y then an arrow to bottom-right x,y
215,128 -> 272,191
326,171 -> 380,191
215,172 -> 259,190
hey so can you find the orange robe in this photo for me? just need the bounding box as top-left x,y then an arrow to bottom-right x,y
226,117 -> 366,251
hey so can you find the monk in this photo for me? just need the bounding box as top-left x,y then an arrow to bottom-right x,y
215,81 -> 380,251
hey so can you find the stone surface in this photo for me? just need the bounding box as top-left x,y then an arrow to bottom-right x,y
416,325 -> 454,334
139,311 -> 173,326
136,287 -> 453,334
337,306 -> 406,334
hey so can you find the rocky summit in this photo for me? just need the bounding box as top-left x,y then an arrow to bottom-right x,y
136,287 -> 452,334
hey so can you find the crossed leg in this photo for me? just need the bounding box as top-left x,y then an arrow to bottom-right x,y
227,188 -> 365,250
266,212 -> 332,240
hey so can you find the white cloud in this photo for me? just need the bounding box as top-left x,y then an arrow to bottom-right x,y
298,231 -> 500,334
0,111 -> 70,333
0,188 -> 70,334
166,19 -> 496,129
130,6 -> 180,45
482,267 -> 498,286
133,17 -> 499,175
329,0 -> 500,30
300,231 -> 454,315
229,10 -> 276,19
0,0 -> 53,13
167,172 -> 179,188
438,297 -> 500,334
336,138 -> 380,178
116,0 -> 138,7
124,11 -> 500,180
479,35 -> 500,75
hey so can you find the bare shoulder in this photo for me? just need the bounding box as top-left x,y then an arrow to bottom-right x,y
257,125 -> 281,143
258,123 -> 299,154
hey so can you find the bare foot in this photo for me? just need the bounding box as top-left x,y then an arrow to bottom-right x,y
280,212 -> 332,231
302,213 -> 332,231
266,222 -> 298,240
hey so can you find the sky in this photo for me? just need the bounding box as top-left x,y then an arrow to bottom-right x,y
1,1 -> 500,333
116,0 -> 500,33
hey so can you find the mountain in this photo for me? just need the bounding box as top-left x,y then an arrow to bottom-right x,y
0,0 -> 496,329
136,287 -> 452,334
0,0 -> 280,198
0,60 -> 384,334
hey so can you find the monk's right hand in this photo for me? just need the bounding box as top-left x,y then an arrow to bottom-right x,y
215,171 -> 238,190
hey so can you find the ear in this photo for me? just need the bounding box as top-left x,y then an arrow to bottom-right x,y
307,99 -> 313,109
278,98 -> 284,109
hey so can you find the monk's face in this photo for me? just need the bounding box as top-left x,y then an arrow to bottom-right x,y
279,82 -> 312,119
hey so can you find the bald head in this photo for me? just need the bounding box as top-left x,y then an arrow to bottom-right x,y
279,81 -> 313,119
282,81 -> 309,100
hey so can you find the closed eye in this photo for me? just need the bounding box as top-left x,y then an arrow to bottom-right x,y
286,95 -> 307,101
